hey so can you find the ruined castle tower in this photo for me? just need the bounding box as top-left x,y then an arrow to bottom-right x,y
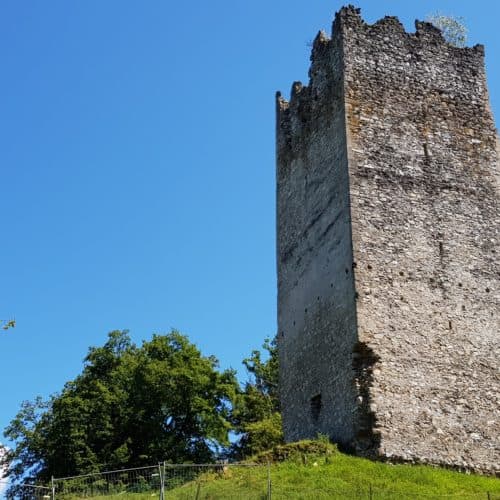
276,6 -> 499,473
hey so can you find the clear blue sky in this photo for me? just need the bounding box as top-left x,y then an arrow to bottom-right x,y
1,0 -> 498,441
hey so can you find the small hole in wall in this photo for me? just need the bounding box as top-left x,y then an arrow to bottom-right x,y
305,308 -> 308,313
399,271 -> 404,276
439,242 -> 444,256
317,296 -> 320,301
448,320 -> 452,330
462,305 -> 466,311
310,394 -> 322,421
367,264 -> 372,270
430,278 -> 435,284
293,320 -> 296,326
352,262 -> 357,269
458,283 -> 462,287
400,296 -> 404,301
330,283 -> 333,288
485,288 -> 490,293
355,292 -> 359,300
345,268 -> 349,274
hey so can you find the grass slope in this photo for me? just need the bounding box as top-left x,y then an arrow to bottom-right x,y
76,441 -> 500,499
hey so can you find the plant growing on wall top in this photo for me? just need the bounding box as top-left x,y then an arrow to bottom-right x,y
426,13 -> 468,48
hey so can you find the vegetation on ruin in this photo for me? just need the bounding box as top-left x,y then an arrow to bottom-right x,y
426,13 -> 468,47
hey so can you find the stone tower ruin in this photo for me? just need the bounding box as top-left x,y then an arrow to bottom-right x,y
276,6 -> 499,473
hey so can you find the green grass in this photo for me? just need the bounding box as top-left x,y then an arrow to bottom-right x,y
61,441 -> 500,499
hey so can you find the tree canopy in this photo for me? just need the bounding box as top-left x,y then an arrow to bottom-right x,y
1,330 -> 237,485
1,330 -> 284,491
231,336 -> 283,458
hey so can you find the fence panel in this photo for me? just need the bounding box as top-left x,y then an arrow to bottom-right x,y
162,463 -> 267,499
13,461 -> 495,499
50,463 -> 268,499
53,465 -> 161,499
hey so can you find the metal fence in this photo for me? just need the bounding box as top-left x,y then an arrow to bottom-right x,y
162,463 -> 268,499
50,463 -> 268,499
3,463 -> 498,499
53,465 -> 162,498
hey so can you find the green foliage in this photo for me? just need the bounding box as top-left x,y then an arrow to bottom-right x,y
242,337 -> 279,405
253,438 -> 337,464
426,13 -> 468,48
238,412 -> 283,458
2,330 -> 238,486
82,444 -> 500,499
1,318 -> 15,330
0,396 -> 50,480
231,336 -> 284,458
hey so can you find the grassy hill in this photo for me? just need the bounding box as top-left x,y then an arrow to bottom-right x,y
63,441 -> 500,499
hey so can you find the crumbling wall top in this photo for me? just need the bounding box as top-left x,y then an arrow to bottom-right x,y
334,5 -> 484,54
277,5 -> 485,112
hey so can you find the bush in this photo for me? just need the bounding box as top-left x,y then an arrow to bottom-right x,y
253,437 -> 338,464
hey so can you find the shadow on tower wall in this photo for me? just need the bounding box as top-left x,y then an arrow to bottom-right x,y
351,341 -> 381,457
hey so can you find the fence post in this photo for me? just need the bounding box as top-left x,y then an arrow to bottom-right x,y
369,483 -> 373,500
195,481 -> 202,500
267,461 -> 272,500
51,476 -> 55,500
487,492 -> 491,500
159,462 -> 165,500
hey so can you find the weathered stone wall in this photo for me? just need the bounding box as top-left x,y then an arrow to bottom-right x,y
276,27 -> 359,445
277,5 -> 499,473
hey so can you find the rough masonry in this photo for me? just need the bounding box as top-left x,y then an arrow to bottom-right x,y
276,6 -> 499,473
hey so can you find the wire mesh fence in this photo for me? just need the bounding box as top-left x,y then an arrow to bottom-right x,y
52,465 -> 161,498
3,463 -> 498,499
43,463 -> 268,499
162,463 -> 267,499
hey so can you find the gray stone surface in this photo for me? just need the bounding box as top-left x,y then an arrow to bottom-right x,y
276,6 -> 499,474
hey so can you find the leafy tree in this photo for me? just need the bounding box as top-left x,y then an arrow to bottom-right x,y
231,336 -> 283,458
1,330 -> 237,488
425,13 -> 468,48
